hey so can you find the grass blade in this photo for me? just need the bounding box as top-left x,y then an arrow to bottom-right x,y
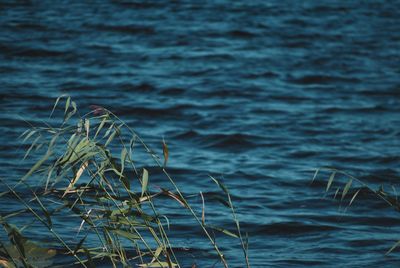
326,172 -> 336,192
141,168 -> 149,198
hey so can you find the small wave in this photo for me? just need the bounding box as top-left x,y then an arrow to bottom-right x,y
88,23 -> 156,35
160,87 -> 185,96
14,47 -> 67,58
288,75 -> 361,85
228,29 -> 257,38
203,133 -> 261,150
119,82 -> 155,92
246,221 -> 339,235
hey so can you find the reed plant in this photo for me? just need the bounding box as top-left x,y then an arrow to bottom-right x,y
0,96 -> 250,268
312,167 -> 400,254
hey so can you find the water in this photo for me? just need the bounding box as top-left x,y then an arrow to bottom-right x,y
1,0 -> 400,267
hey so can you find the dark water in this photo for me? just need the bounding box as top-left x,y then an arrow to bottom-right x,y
1,0 -> 400,267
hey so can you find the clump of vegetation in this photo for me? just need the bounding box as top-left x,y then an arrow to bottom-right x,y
0,96 -> 250,267
312,167 -> 400,254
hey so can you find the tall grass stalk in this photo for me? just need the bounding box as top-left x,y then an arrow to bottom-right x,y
0,96 -> 250,268
313,167 -> 400,254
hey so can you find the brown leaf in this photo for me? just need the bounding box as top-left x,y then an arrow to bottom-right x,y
162,138 -> 168,167
62,161 -> 89,197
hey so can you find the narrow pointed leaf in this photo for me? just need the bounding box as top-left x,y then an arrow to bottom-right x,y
141,168 -> 148,197
110,229 -> 140,242
162,139 -> 168,167
341,179 -> 353,200
21,151 -> 52,182
349,189 -> 361,207
62,161 -> 89,197
207,225 -> 239,238
311,168 -> 319,183
386,240 -> 400,255
150,246 -> 164,264
73,235 -> 88,255
64,96 -> 71,116
326,172 -> 336,192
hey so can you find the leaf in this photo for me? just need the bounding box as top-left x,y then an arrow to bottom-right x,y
210,176 -> 229,195
162,138 -> 168,167
3,223 -> 27,260
333,187 -> 340,199
73,235 -> 87,255
138,262 -> 178,268
0,259 -> 16,268
206,225 -> 239,238
161,188 -> 187,208
311,168 -> 319,183
50,94 -> 67,118
120,148 -> 128,175
349,189 -> 361,207
20,151 -> 52,182
103,123 -> 114,139
62,161 -> 89,198
141,168 -> 148,198
94,115 -> 108,139
326,172 -> 336,192
119,148 -> 130,190
200,191 -> 205,225
110,229 -> 140,242
65,100 -> 77,122
23,135 -> 41,160
84,118 -> 90,139
65,96 -> 71,116
341,179 -> 353,200
22,130 -> 36,143
104,129 -> 117,147
386,240 -> 400,255
32,192 -> 52,227
150,246 -> 163,264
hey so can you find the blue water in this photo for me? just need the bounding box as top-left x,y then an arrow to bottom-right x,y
1,1 -> 400,267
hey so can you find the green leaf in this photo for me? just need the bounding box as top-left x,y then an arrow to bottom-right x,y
120,148 -> 128,174
21,151 -> 52,182
210,176 -> 229,195
84,118 -> 90,138
150,246 -> 164,264
341,179 -> 353,200
65,96 -> 71,116
386,240 -> 400,255
31,192 -> 52,227
22,130 -> 37,143
349,189 -> 361,207
104,130 -> 117,147
311,168 -> 319,183
94,115 -> 108,139
206,225 -> 239,238
73,235 -> 87,255
333,187 -> 340,199
110,229 -> 140,242
326,172 -> 336,192
50,94 -> 67,118
23,135 -> 41,160
141,168 -> 148,198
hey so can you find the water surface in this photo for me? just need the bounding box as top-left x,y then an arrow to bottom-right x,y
1,1 -> 400,267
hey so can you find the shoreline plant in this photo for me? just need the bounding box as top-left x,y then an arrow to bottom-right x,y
0,96 -> 250,268
312,167 -> 400,254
